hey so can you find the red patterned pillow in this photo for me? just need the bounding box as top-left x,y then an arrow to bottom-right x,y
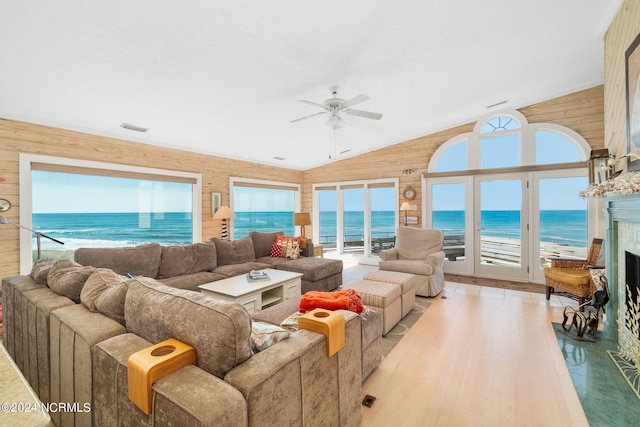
270,242 -> 283,258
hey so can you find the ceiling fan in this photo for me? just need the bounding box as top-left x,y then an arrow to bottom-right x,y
291,86 -> 383,129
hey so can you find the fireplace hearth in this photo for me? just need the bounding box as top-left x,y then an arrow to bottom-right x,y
605,194 -> 640,400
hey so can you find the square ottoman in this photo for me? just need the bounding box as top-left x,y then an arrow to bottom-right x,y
346,280 -> 402,336
363,271 -> 416,318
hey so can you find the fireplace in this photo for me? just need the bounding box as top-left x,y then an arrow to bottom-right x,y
625,251 -> 640,338
605,194 -> 640,399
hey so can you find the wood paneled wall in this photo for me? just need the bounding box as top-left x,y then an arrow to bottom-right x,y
0,119 -> 302,277
0,84 -> 607,279
301,86 -> 605,227
604,0 -> 640,160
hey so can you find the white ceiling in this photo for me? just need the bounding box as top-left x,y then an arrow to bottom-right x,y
0,1 -> 623,171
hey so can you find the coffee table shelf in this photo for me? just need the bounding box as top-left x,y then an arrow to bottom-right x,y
198,268 -> 303,314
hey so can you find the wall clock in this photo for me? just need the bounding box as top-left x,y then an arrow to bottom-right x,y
0,198 -> 11,212
403,186 -> 416,200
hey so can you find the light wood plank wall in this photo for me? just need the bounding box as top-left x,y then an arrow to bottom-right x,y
0,85 -> 605,278
0,119 -> 302,277
604,0 -> 640,161
301,85 -> 605,229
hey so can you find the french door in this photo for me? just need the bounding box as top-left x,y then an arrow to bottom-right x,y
427,170 -> 588,283
474,174 -> 529,281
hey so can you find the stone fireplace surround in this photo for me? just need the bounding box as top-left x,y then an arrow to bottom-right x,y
604,193 -> 640,341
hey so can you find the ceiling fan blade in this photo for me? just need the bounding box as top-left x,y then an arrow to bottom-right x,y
343,94 -> 370,108
290,111 -> 327,123
345,109 -> 383,120
297,100 -> 326,109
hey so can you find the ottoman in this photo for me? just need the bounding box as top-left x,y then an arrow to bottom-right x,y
363,271 -> 416,317
346,280 -> 402,336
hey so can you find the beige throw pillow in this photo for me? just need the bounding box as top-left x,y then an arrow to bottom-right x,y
47,259 -> 96,303
80,268 -> 130,325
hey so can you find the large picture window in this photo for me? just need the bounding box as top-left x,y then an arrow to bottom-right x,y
19,154 -> 202,272
230,178 -> 300,239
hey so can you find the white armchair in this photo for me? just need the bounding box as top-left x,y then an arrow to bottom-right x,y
378,227 -> 445,297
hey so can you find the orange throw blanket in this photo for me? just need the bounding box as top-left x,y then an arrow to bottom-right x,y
299,289 -> 364,314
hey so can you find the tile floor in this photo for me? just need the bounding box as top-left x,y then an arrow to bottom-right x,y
554,327 -> 640,425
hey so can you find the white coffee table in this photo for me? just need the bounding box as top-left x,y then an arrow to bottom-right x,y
198,268 -> 303,315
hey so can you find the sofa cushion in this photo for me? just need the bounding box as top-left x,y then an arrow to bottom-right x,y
394,227 -> 443,260
30,258 -> 57,285
378,259 -> 434,276
158,271 -> 228,290
74,243 -> 163,278
124,277 -> 253,378
211,237 -> 256,266
157,243 -> 217,279
250,231 -> 282,258
81,268 -> 131,325
81,268 -> 126,311
213,262 -> 271,278
277,257 -> 343,282
47,259 -> 96,303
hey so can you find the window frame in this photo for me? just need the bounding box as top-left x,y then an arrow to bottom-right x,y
228,177 -> 301,240
19,153 -> 202,274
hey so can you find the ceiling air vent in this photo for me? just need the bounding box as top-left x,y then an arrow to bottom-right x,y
273,156 -> 286,161
120,123 -> 149,133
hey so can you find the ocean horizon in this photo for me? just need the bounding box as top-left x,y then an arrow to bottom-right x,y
31,209 -> 587,251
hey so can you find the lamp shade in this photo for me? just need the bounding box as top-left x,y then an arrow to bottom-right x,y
213,206 -> 235,219
399,202 -> 411,211
294,213 -> 311,226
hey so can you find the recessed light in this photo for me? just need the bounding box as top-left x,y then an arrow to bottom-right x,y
120,123 -> 149,133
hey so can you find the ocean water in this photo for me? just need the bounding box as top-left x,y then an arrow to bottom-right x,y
32,212 -> 194,250
31,209 -> 587,252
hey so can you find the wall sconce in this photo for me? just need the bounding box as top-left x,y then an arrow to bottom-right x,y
399,202 -> 411,226
588,149 -> 610,184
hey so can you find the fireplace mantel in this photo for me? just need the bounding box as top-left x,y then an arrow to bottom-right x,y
604,193 -> 640,341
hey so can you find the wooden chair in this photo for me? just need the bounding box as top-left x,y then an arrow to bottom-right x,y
543,238 -> 604,311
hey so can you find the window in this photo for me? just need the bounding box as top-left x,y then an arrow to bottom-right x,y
19,154 -> 201,271
426,110 -> 591,283
230,178 -> 300,239
313,179 -> 397,259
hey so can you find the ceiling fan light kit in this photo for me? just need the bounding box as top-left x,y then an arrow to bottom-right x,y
291,87 -> 383,128
292,87 -> 383,161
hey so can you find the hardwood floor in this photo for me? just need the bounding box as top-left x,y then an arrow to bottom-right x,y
341,262 -> 588,427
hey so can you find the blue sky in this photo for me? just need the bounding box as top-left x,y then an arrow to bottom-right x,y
32,172 -> 192,213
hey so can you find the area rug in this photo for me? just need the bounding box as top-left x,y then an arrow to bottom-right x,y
381,297 -> 431,356
552,322 -> 640,426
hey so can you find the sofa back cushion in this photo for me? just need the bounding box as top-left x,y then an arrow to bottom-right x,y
47,259 -> 96,303
395,227 -> 444,260
30,258 -> 57,285
80,268 -> 131,325
74,243 -> 163,278
157,243 -> 217,278
250,231 -> 283,258
124,277 -> 252,378
211,236 -> 256,266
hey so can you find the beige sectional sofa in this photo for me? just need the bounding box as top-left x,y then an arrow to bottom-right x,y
1,233 -> 381,426
73,231 -> 343,294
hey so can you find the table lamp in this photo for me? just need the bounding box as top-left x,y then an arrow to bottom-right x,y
213,206 -> 235,240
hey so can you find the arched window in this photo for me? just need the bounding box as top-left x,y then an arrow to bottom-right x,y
430,110 -> 590,172
425,109 -> 592,285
